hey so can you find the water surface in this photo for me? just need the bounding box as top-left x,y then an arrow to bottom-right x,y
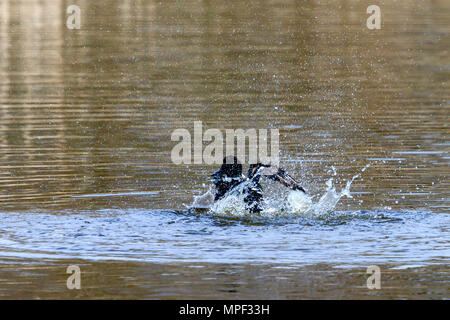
0,0 -> 448,299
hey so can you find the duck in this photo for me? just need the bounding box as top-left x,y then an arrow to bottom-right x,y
211,156 -> 305,213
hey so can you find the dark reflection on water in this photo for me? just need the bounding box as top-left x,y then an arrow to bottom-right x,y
0,0 -> 449,298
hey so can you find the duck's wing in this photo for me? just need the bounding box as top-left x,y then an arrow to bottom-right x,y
258,166 -> 306,193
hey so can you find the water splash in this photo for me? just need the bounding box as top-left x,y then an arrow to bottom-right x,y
189,185 -> 215,209
209,181 -> 253,217
291,163 -> 371,217
190,164 -> 371,219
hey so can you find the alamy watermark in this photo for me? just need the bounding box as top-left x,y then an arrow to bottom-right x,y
171,121 -> 279,166
66,5 -> 81,30
366,5 -> 381,30
366,265 -> 381,289
66,265 -> 81,290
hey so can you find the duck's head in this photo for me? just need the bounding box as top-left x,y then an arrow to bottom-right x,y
211,156 -> 242,184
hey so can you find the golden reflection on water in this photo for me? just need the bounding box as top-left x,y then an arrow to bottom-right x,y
0,258 -> 448,299
0,0 -> 447,212
0,0 -> 448,299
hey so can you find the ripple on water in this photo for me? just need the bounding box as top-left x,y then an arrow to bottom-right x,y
0,209 -> 448,267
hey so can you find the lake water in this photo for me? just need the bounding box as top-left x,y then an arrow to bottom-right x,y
0,0 -> 448,299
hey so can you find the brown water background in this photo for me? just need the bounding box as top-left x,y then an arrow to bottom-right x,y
0,0 -> 448,299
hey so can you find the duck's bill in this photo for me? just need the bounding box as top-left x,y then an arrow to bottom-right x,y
259,166 -> 306,193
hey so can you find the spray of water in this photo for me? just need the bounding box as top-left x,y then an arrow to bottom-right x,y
189,164 -> 370,219
190,185 -> 215,209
